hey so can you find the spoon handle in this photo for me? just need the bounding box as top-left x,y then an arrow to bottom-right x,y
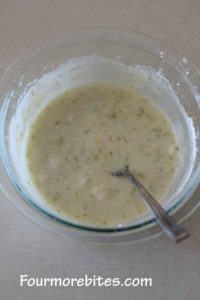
119,167 -> 189,242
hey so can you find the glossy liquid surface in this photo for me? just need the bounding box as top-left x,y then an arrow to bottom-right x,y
26,85 -> 179,226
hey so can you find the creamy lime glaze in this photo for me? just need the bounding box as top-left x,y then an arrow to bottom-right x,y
26,84 -> 179,227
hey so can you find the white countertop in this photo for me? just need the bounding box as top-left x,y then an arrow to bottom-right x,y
0,1 -> 200,299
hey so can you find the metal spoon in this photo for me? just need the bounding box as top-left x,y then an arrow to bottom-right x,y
111,166 -> 189,243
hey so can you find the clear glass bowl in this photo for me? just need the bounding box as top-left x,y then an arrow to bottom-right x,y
0,27 -> 199,244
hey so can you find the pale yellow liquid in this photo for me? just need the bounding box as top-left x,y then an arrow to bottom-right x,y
26,85 -> 179,226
